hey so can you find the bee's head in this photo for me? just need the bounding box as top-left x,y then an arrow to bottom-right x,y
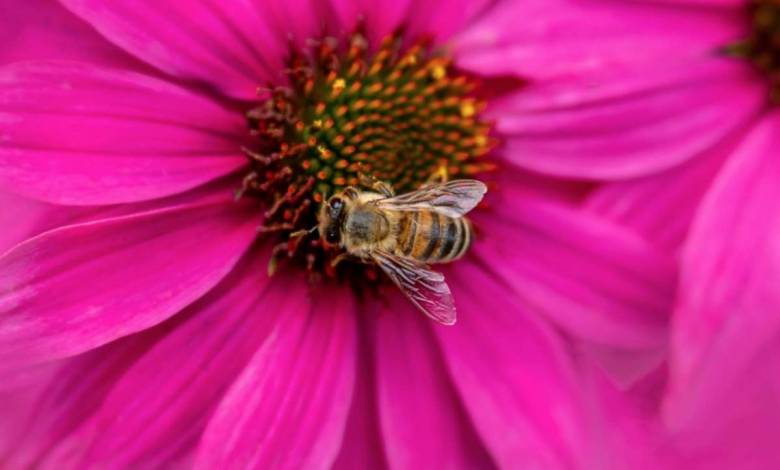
318,194 -> 348,247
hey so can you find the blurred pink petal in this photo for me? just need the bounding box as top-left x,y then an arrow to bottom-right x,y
576,359 -> 665,470
331,324 -> 386,470
0,198 -> 256,369
435,263 -> 590,469
648,0 -> 746,6
329,0 -> 493,45
584,126 -> 745,250
0,61 -> 246,205
32,251 -> 301,468
454,0 -> 744,80
662,340 -> 780,470
0,190 -> 55,254
59,0 -> 289,100
195,288 -> 357,469
253,1 -> 337,50
329,0 -> 411,45
0,361 -> 60,460
581,344 -> 666,389
401,0 -> 494,43
664,110 -> 780,429
0,0 -> 142,68
489,59 -> 765,178
2,323 -> 173,469
475,192 -> 675,350
374,295 -> 493,469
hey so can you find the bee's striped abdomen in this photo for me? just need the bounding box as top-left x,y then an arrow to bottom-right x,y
397,210 -> 419,256
438,216 -> 471,262
396,211 -> 472,263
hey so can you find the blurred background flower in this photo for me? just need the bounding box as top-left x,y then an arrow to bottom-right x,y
470,0 -> 777,468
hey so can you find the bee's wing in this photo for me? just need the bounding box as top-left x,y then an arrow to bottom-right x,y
374,179 -> 487,218
372,249 -> 456,325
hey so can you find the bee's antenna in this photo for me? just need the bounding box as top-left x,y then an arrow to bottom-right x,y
290,225 -> 318,239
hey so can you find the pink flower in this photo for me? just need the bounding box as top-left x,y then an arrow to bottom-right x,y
471,0 -> 779,467
0,1 -> 676,468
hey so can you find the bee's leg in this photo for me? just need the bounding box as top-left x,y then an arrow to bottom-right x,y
374,181 -> 395,197
357,172 -> 375,188
289,228 -> 312,239
358,173 -> 395,197
330,252 -> 351,268
342,186 -> 360,200
289,224 -> 319,239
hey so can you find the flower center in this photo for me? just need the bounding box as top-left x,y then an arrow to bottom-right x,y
729,0 -> 780,99
240,32 -> 495,276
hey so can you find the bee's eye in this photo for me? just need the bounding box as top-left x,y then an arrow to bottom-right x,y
325,227 -> 340,244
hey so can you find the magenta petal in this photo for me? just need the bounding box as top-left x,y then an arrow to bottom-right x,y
252,1 -> 332,50
327,0 -> 492,46
649,0 -> 746,6
2,323 -> 172,468
575,360 -> 666,469
664,111 -> 780,428
0,0 -> 143,68
435,263 -> 590,469
195,287 -> 357,470
0,61 -> 246,205
0,361 -> 60,393
580,343 -> 666,389
0,190 -> 55,254
0,198 -> 257,369
584,126 -> 743,249
402,0 -> 494,44
473,193 -> 675,350
45,252 -> 303,467
490,59 -> 765,178
454,0 -> 744,80
331,322 -> 387,470
0,361 -> 60,462
1,178 -> 244,258
374,295 -> 493,469
59,0 -> 287,99
662,340 -> 780,469
329,0 -> 409,45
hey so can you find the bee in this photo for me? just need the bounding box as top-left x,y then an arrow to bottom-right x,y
318,178 -> 487,325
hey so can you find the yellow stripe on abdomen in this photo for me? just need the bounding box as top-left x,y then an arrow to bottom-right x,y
398,211 -> 419,257
408,211 -> 436,260
396,211 -> 473,263
445,218 -> 471,262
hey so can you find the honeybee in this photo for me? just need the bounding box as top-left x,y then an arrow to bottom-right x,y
318,178 -> 487,325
